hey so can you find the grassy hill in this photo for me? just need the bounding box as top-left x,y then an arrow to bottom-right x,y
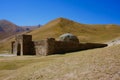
29,17 -> 120,42
0,17 -> 120,53
0,44 -> 119,80
0,17 -> 120,80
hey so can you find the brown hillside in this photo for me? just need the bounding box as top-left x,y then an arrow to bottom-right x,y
0,20 -> 40,40
0,20 -> 18,40
1,17 -> 120,53
29,17 -> 120,42
0,44 -> 120,80
0,20 -> 18,32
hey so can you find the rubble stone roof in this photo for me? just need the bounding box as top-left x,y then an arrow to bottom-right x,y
59,33 -> 79,43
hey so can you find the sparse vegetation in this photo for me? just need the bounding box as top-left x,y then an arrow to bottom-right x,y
0,18 -> 120,79
1,18 -> 120,53
0,44 -> 120,80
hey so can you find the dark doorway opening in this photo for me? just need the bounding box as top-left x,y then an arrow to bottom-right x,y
17,43 -> 21,56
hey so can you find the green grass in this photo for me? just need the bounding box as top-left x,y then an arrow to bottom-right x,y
0,44 -> 120,80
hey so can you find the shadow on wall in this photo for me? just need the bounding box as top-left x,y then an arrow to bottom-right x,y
56,43 -> 108,54
47,39 -> 108,55
11,34 -> 108,56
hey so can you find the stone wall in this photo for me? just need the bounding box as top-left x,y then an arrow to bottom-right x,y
79,43 -> 108,50
11,35 -> 107,56
11,35 -> 35,55
43,38 -> 107,55
22,35 -> 33,55
11,41 -> 16,54
34,40 -> 47,56
53,41 -> 80,54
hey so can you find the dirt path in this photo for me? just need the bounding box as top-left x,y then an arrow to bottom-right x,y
0,54 -> 16,57
106,38 -> 120,46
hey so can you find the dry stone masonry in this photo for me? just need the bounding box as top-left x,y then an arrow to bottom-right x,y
11,33 -> 107,56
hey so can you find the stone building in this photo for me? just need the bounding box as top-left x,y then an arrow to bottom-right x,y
11,33 -> 107,56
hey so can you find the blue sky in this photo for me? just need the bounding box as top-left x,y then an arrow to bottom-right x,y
0,0 -> 120,26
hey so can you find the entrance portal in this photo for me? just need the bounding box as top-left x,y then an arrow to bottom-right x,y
17,43 -> 21,56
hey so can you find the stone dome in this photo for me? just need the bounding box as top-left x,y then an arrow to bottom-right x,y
59,33 -> 79,43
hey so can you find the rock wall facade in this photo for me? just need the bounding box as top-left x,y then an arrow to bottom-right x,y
38,38 -> 107,55
11,35 -> 35,55
11,35 -> 107,56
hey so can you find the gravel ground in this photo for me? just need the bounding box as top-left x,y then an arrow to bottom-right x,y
106,38 -> 120,46
0,53 -> 16,57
